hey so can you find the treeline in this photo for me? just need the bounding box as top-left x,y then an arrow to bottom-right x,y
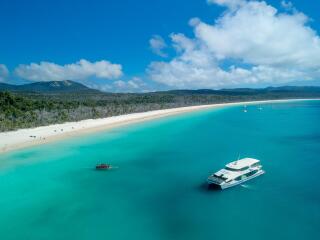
0,91 -> 182,131
1,89 -> 320,132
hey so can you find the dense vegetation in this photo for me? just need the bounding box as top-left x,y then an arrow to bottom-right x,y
1,83 -> 320,132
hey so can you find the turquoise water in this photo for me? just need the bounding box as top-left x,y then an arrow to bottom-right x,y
0,101 -> 320,240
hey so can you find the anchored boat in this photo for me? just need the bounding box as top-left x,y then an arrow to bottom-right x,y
207,158 -> 265,189
96,163 -> 111,170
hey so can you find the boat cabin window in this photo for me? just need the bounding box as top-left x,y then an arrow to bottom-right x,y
214,174 -> 228,181
235,175 -> 245,181
245,170 -> 258,177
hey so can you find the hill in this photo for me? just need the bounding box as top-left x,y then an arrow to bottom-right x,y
0,80 -> 100,93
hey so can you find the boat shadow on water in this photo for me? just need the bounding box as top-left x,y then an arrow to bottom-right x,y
197,182 -> 257,193
197,182 -> 222,193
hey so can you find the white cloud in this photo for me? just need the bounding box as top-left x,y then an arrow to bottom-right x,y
0,64 -> 9,82
74,77 -> 150,93
148,34 -> 221,89
149,35 -> 168,57
208,0 -> 246,10
281,1 -> 294,11
113,77 -> 148,92
148,0 -> 320,89
194,1 -> 320,69
14,59 -> 123,82
114,80 -> 127,88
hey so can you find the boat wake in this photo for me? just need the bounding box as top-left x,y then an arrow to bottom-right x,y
241,184 -> 255,190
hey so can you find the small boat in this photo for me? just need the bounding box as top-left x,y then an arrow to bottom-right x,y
207,158 -> 265,189
96,163 -> 111,170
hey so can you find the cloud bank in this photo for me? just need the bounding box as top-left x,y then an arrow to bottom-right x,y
14,59 -> 123,82
148,0 -> 320,89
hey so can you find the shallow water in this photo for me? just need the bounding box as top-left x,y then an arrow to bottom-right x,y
0,101 -> 319,240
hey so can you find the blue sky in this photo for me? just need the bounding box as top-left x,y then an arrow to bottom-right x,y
1,0 -> 320,91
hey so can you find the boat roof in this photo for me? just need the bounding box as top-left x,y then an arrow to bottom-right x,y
212,158 -> 260,180
214,168 -> 241,179
225,158 -> 260,170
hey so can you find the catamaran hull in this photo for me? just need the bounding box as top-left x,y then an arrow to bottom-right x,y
208,170 -> 265,190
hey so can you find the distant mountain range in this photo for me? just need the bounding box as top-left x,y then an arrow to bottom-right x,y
0,80 -> 100,93
1,80 -> 320,95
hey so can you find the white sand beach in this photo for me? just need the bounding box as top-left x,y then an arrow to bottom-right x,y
0,99 -> 318,154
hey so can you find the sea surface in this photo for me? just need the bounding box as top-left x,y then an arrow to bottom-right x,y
0,100 -> 319,240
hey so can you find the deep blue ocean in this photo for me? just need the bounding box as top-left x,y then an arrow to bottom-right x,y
0,100 -> 319,240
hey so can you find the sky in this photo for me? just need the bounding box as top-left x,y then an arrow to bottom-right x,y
1,0 -> 320,92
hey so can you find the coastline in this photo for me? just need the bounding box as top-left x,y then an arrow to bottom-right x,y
0,98 -> 318,154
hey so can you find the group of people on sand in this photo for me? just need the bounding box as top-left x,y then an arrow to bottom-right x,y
29,135 -> 46,140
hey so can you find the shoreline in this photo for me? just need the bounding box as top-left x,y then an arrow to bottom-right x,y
0,98 -> 318,154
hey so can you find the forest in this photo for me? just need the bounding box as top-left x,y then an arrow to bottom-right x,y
1,85 -> 320,132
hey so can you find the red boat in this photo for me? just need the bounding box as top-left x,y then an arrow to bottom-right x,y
96,163 -> 111,170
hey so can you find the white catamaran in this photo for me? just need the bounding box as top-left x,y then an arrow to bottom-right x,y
207,158 -> 265,189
